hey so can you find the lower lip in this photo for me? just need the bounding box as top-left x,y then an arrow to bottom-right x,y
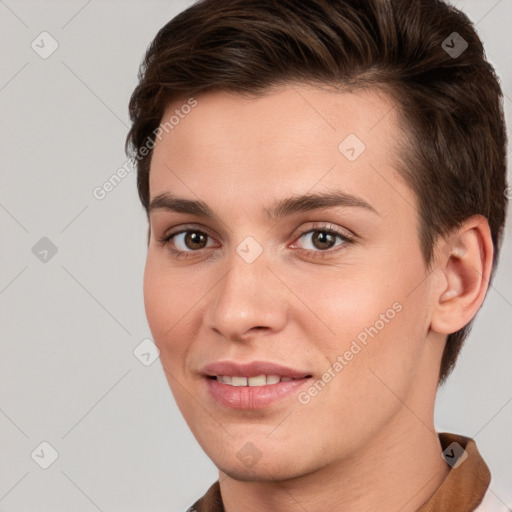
205,377 -> 311,409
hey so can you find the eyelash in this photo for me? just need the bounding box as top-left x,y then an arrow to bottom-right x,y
157,224 -> 354,261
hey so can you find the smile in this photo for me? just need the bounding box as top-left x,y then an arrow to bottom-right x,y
213,375 -> 298,386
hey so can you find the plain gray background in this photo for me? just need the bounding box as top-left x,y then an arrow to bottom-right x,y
0,0 -> 511,510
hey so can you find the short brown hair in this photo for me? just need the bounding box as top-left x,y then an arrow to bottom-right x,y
126,0 -> 508,384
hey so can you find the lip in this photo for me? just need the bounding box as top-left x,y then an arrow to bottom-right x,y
201,360 -> 312,410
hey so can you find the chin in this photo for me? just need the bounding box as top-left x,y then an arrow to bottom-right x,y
208,438 -> 327,483
217,458 -> 309,483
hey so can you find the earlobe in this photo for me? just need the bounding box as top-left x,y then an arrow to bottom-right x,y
430,215 -> 494,335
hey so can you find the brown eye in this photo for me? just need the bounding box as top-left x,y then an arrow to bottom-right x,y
184,231 -> 208,250
167,230 -> 213,252
310,231 -> 337,250
296,228 -> 347,252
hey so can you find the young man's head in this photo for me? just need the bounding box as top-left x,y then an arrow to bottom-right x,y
126,0 -> 507,486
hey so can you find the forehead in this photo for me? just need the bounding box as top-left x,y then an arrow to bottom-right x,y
149,84 -> 410,221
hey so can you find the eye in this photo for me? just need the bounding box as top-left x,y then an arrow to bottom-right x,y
157,223 -> 354,260
172,230 -> 211,251
291,224 -> 353,256
158,228 -> 217,259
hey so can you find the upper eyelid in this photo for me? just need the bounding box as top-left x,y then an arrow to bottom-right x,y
163,222 -> 349,238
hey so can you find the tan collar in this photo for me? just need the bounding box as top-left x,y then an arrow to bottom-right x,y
416,432 -> 490,511
190,432 -> 490,512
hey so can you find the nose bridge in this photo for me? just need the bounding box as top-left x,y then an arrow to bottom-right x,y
205,238 -> 286,339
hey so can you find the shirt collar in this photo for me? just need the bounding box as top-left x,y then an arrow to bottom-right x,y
416,432 -> 490,512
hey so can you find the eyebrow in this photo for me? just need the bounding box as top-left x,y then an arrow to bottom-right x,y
148,190 -> 379,220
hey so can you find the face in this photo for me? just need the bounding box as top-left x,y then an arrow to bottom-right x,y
144,84 -> 439,481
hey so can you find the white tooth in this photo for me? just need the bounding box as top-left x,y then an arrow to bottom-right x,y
266,375 -> 281,384
248,375 -> 267,387
216,376 -> 224,383
222,376 -> 232,384
231,376 -> 248,386
281,377 -> 292,382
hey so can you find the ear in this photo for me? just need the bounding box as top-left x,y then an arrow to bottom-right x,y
147,225 -> 151,247
429,215 -> 494,335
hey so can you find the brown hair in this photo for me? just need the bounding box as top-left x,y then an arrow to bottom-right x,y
126,0 -> 508,384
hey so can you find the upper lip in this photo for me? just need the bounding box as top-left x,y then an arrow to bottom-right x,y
200,360 -> 312,379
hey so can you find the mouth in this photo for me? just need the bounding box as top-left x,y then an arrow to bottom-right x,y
208,374 -> 311,386
201,360 -> 312,380
201,361 -> 313,409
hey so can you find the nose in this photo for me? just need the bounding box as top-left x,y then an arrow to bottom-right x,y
204,245 -> 288,342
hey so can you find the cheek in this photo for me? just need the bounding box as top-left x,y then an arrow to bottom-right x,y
143,255 -> 167,338
143,254 -> 189,364
288,293 -> 429,455
285,263 -> 404,346
143,257 -> 198,416
289,249 -> 429,384
327,283 -> 428,414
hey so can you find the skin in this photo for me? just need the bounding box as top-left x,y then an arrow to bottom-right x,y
144,84 -> 493,512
